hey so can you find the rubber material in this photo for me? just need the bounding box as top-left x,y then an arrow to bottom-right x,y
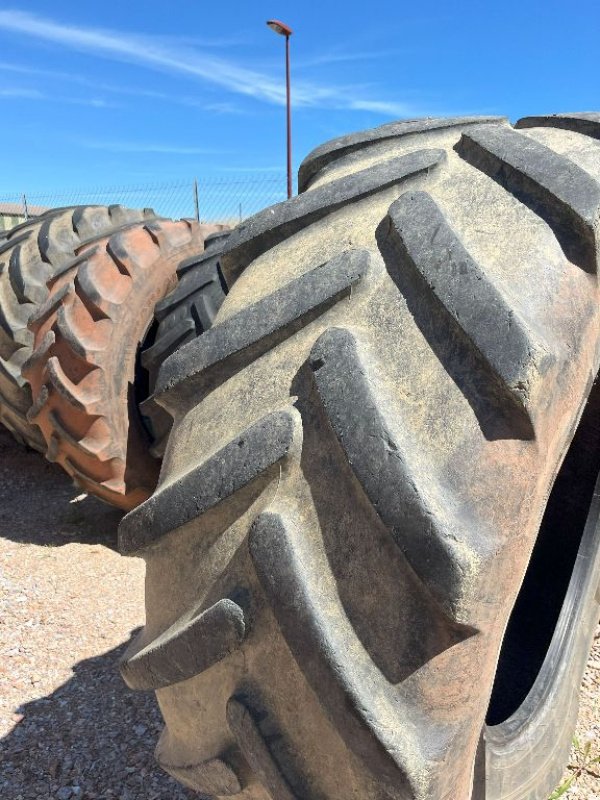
120,115 -> 600,799
138,228 -> 230,455
0,205 -> 156,450
22,218 -> 203,510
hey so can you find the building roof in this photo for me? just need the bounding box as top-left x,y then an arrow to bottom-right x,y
0,202 -> 50,216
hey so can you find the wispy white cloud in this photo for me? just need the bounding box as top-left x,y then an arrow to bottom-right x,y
0,86 -> 45,99
204,101 -> 246,115
79,140 -> 227,155
0,83 -> 117,107
0,60 -> 241,111
0,10 -> 289,104
296,48 -> 401,68
348,99 -> 418,116
0,10 -> 421,117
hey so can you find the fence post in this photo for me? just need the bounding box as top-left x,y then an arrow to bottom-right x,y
193,179 -> 200,222
22,193 -> 29,221
239,203 -> 242,223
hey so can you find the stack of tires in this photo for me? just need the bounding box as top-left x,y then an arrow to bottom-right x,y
1,112 -> 599,800
117,113 -> 600,800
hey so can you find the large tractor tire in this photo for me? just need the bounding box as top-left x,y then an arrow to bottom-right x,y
119,114 -> 600,799
0,205 -> 156,450
139,227 -> 231,455
23,218 -> 204,510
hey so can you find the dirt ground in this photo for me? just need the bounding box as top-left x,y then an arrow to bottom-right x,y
0,426 -> 598,799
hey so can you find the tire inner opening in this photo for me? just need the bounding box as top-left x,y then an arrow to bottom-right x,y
486,372 -> 600,726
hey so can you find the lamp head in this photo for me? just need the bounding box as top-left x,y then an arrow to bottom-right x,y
266,19 -> 293,36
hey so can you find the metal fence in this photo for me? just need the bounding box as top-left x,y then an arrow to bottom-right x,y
0,174 -> 289,228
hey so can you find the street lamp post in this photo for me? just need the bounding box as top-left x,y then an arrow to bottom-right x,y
266,19 -> 293,199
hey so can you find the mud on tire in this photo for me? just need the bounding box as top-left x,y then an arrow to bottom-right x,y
0,205 -> 156,450
120,114 -> 600,799
23,218 -> 204,510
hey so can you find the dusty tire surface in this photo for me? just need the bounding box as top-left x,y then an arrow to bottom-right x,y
0,205 -> 156,450
23,218 -> 204,511
120,114 -> 600,799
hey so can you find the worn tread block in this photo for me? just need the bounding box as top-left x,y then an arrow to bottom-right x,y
0,231 -> 31,259
386,191 -> 554,435
516,112 -> 600,140
119,409 -> 298,554
298,116 -> 504,191
121,599 -> 246,690
456,124 -> 600,272
220,149 -> 445,283
155,249 -> 370,412
8,244 -> 45,305
310,326 -> 489,615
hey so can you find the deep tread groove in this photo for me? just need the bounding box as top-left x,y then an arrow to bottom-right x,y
33,356 -> 98,413
28,283 -> 73,331
25,330 -> 56,372
47,410 -> 106,458
456,124 -> 600,272
226,697 -> 297,800
249,511 -> 419,796
49,250 -> 100,287
141,317 -> 197,372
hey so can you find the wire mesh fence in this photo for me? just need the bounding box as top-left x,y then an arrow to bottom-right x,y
0,174 -> 289,231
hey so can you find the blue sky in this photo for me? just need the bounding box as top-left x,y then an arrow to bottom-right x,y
0,1 -> 597,201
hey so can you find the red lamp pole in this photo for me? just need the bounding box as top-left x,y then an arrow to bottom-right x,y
267,19 -> 293,198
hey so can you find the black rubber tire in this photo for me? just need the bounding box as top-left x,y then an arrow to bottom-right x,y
119,114 -> 600,800
139,229 -> 230,455
0,205 -> 157,450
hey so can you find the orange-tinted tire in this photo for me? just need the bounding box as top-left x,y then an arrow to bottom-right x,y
23,218 -> 204,510
0,205 -> 156,450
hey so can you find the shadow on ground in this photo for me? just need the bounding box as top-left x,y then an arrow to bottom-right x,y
0,634 -> 195,800
0,428 -> 123,549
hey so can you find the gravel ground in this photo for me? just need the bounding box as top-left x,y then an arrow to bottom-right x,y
0,428 -> 194,800
0,425 -> 598,799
